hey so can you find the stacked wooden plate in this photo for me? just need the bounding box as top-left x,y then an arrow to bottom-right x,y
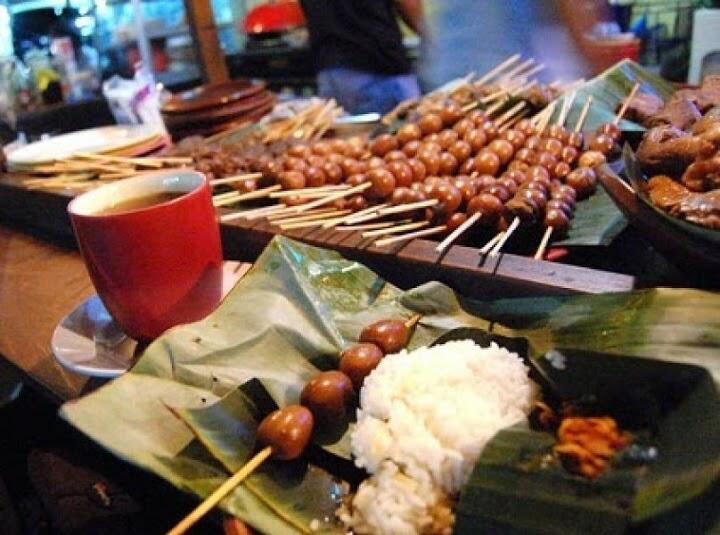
161,80 -> 275,140
6,124 -> 169,172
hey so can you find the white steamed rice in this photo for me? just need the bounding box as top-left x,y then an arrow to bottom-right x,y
339,340 -> 535,535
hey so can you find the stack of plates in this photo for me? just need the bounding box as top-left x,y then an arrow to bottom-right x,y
6,124 -> 169,172
161,80 -> 275,140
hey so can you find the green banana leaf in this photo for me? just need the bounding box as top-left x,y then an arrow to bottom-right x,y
61,237 -> 720,534
552,59 -> 675,133
553,186 -> 627,246
173,387 -> 345,534
432,329 -> 720,534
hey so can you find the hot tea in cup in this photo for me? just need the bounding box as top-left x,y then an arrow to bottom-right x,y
68,170 -> 223,341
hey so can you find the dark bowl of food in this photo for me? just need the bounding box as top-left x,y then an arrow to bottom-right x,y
597,145 -> 720,277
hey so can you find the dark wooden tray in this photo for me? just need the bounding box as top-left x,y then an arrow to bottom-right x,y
0,175 -> 635,298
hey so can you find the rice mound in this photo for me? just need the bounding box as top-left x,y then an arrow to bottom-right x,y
340,340 -> 534,534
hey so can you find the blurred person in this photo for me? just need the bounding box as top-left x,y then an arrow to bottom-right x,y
419,0 -> 608,90
299,0 -> 424,114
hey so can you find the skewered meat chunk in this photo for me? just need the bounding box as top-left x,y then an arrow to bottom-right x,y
697,75 -> 720,110
646,175 -> 689,209
521,84 -> 561,109
618,91 -> 664,126
691,107 -> 720,135
681,156 -> 720,192
636,125 -> 714,176
679,189 -> 720,229
647,93 -> 702,131
646,175 -> 720,229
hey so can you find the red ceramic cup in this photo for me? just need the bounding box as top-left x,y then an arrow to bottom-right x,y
68,170 -> 223,341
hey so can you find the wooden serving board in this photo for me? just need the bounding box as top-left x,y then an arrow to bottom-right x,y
0,175 -> 635,298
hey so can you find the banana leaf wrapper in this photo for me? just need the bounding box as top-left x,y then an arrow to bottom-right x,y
61,237 -> 720,534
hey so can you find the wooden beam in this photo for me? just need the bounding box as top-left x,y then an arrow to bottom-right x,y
183,0 -> 230,84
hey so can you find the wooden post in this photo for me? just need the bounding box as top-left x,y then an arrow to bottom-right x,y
183,0 -> 230,84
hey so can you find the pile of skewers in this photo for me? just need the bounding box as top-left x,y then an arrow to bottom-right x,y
211,84 -> 636,260
21,153 -> 193,191
382,53 -> 583,128
204,98 -> 345,146
18,99 -> 344,193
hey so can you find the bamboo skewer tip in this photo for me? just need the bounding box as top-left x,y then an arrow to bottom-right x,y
613,82 -> 641,126
166,446 -> 273,535
534,226 -> 554,260
489,217 -> 520,257
404,314 -> 422,329
434,212 -> 481,253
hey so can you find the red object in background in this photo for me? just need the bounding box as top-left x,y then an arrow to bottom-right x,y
545,248 -> 569,262
243,0 -> 305,35
68,171 -> 223,341
127,41 -> 170,72
587,38 -> 641,72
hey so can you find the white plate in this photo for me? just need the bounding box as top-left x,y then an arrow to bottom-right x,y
7,125 -> 163,169
52,261 -> 250,378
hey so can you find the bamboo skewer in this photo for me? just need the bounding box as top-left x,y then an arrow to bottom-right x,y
73,152 -> 193,167
33,161 -> 135,174
500,59 -> 535,82
245,204 -> 304,221
557,90 -> 577,127
498,110 -> 529,133
514,63 -> 545,81
480,80 -> 522,104
166,446 -> 273,535
290,182 -> 371,214
213,190 -> 243,201
275,209 -> 351,227
267,206 -> 338,221
279,210 -> 353,230
336,219 -> 410,231
405,314 -> 422,329
374,225 -> 447,248
485,97 -> 509,118
97,172 -> 138,180
220,204 -> 289,222
494,101 -> 527,128
223,185 -> 364,223
376,199 -> 438,216
325,203 -> 390,228
510,79 -> 537,97
24,173 -> 94,185
72,152 -> 164,169
614,82 -> 640,125
479,231 -> 504,255
341,210 -> 389,226
530,102 -> 556,129
574,96 -> 593,132
534,226 -> 553,260
209,173 -> 263,187
435,212 -> 482,253
480,87 -> 509,104
489,217 -> 520,256
381,97 -> 419,126
475,54 -> 521,86
212,185 -> 282,207
269,185 -> 350,198
536,101 -> 557,134
361,220 -> 429,238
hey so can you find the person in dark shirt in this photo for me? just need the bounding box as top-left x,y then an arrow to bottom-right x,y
299,0 -> 423,114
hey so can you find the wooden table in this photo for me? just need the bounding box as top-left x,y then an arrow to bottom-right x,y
0,225 -> 94,402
